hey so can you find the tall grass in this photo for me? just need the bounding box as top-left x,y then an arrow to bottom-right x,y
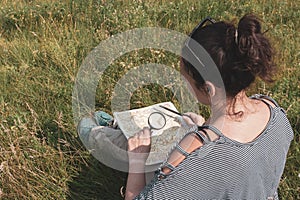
0,0 -> 299,199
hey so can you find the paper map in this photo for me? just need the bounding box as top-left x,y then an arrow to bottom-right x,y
113,102 -> 189,165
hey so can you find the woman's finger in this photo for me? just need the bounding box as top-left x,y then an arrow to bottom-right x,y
182,112 -> 205,126
138,127 -> 151,138
128,127 -> 152,150
182,115 -> 195,125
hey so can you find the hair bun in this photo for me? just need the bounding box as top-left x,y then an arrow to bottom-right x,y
237,14 -> 263,55
236,14 -> 275,83
238,14 -> 262,36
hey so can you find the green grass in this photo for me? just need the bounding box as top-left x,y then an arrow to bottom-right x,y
0,0 -> 299,199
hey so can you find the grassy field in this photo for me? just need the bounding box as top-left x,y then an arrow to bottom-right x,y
0,0 -> 299,199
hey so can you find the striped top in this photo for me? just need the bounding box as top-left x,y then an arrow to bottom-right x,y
134,94 -> 294,200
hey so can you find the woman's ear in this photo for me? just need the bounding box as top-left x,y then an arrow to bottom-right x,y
205,81 -> 216,97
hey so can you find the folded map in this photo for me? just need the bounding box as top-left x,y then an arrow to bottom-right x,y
113,102 -> 190,165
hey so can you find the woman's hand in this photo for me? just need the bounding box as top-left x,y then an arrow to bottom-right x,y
127,127 -> 151,165
125,128 -> 151,199
182,112 -> 205,126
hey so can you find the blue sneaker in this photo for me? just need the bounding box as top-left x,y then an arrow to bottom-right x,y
93,111 -> 113,126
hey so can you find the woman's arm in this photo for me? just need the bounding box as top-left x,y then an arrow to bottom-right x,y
125,128 -> 151,200
125,162 -> 146,200
124,113 -> 205,199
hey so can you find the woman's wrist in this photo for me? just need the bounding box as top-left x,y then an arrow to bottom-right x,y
127,152 -> 149,165
128,160 -> 146,173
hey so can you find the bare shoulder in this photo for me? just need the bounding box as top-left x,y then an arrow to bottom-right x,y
262,98 -> 277,108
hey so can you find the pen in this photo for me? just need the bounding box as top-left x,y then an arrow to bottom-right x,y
159,105 -> 191,119
159,105 -> 183,116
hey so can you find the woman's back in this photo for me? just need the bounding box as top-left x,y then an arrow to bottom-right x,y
134,95 -> 293,199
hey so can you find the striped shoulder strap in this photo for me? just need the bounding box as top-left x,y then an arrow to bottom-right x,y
250,94 -> 279,107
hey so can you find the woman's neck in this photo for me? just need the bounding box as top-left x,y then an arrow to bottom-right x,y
208,90 -> 252,124
226,91 -> 250,116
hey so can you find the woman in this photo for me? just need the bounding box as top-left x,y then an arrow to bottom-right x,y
125,14 -> 294,199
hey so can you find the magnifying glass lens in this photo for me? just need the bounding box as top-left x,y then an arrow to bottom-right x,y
148,112 -> 166,130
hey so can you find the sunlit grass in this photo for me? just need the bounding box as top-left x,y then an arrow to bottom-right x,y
0,0 -> 299,199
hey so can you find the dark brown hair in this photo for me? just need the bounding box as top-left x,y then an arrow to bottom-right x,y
181,14 -> 276,98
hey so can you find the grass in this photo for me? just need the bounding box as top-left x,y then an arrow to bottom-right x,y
0,0 -> 299,199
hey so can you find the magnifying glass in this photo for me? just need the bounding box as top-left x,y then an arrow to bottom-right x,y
148,112 -> 166,131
